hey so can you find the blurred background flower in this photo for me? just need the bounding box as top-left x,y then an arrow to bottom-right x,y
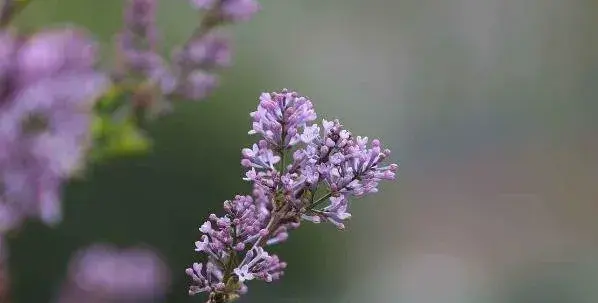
3,0 -> 598,302
56,244 -> 170,303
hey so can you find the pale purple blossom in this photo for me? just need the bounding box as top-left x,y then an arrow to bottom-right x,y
178,70 -> 219,100
248,90 -> 317,149
0,28 -> 108,231
190,0 -> 260,22
169,32 -> 231,100
124,0 -> 157,37
117,0 -> 176,97
316,195 -> 352,229
241,140 -> 281,169
235,247 -> 286,282
0,28 -> 106,300
172,31 -> 231,69
169,0 -> 258,100
57,244 -> 170,303
187,89 -> 398,302
15,28 -> 97,86
186,261 -> 227,296
117,0 -> 258,104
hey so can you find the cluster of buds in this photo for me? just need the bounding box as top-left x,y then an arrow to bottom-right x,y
116,0 -> 259,115
0,27 -> 108,232
186,89 -> 398,302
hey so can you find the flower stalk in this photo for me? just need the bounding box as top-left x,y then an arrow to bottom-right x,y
0,0 -> 33,27
186,89 -> 398,302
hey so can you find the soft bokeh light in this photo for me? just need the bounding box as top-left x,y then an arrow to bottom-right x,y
57,244 -> 170,302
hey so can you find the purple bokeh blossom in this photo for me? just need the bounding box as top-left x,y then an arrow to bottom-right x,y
57,244 -> 170,303
171,0 -> 259,101
190,0 -> 260,22
187,89 -> 398,302
116,0 -> 259,108
172,31 -> 231,70
117,0 -> 176,97
0,28 -> 108,232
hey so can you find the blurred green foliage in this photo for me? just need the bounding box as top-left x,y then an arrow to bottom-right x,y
90,88 -> 152,161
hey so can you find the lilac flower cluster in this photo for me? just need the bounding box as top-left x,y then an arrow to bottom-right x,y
116,0 -> 259,111
116,0 -> 175,103
57,244 -> 170,303
0,1 -> 261,302
190,0 -> 259,23
187,89 -> 398,302
0,27 -> 108,232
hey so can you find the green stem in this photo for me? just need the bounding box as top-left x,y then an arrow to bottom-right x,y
279,148 -> 286,172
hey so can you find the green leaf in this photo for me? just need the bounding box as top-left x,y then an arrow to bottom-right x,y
90,88 -> 152,161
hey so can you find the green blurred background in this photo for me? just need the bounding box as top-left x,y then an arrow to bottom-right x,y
7,0 -> 598,302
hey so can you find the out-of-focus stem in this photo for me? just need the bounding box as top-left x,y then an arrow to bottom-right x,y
167,7 -> 222,100
0,0 -> 33,27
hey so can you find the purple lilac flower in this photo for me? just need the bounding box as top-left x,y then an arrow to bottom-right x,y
173,31 -> 231,69
117,0 -> 257,106
190,0 -> 260,22
57,244 -> 170,303
117,0 -> 175,95
0,28 -> 108,231
170,0 -> 258,101
176,70 -> 219,100
187,89 -> 398,302
169,31 -> 230,99
169,33 -> 232,101
15,28 -> 97,86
